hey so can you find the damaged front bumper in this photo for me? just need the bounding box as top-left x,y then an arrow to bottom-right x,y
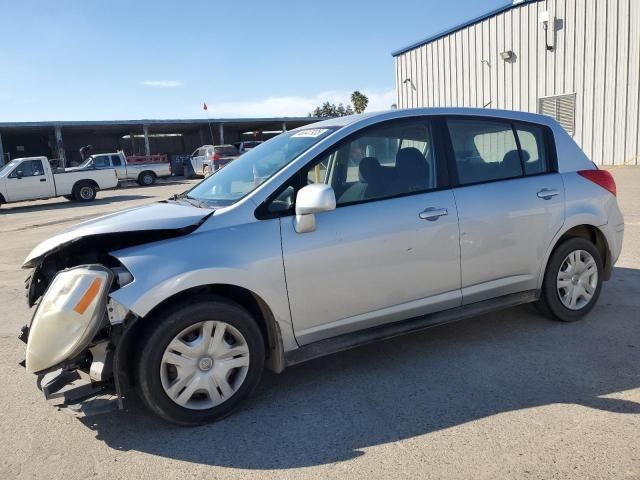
21,264 -> 134,416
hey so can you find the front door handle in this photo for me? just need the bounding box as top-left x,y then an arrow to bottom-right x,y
537,188 -> 560,200
419,207 -> 448,221
40,178 -> 46,182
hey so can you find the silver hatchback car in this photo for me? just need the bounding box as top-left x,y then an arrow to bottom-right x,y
21,108 -> 624,425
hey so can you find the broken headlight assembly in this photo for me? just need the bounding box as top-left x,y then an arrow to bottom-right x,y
25,265 -> 113,373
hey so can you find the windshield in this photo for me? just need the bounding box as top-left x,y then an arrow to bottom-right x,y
185,127 -> 336,207
0,159 -> 19,176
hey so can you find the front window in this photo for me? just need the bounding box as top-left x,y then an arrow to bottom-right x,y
8,159 -> 44,178
265,118 -> 438,215
92,155 -> 111,168
306,119 -> 437,205
184,127 -> 336,207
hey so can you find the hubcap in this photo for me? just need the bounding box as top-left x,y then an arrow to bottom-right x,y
143,175 -> 152,184
80,186 -> 93,199
557,249 -> 598,310
160,321 -> 250,410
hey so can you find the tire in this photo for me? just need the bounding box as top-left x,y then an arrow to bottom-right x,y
536,237 -> 603,322
136,298 -> 265,426
138,171 -> 156,186
73,181 -> 97,202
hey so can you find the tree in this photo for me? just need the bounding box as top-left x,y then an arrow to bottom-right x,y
309,101 -> 354,118
351,90 -> 369,114
308,90 -> 368,118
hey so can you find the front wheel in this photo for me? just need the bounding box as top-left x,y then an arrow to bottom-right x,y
136,298 -> 265,426
536,237 -> 603,322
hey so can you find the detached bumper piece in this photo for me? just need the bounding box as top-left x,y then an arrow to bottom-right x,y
36,368 -> 120,417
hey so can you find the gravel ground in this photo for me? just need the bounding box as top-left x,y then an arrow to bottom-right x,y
0,171 -> 639,480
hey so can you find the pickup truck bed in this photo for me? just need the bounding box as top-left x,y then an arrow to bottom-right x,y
71,152 -> 171,186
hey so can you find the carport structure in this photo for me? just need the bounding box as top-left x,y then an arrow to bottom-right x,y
0,117 -> 318,166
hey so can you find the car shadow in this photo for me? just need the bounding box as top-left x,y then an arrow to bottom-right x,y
0,195 -> 153,215
79,266 -> 640,470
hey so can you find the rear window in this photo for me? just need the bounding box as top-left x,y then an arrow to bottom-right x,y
447,118 -> 550,185
215,146 -> 239,156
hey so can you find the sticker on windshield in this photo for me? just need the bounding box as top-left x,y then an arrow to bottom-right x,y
292,128 -> 329,138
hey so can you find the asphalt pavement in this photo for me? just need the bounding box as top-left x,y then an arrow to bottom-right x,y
1,172 -> 639,480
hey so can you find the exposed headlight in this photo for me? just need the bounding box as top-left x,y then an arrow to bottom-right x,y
26,265 -> 113,374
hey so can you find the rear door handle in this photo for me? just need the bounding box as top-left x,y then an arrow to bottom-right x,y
419,207 -> 448,221
537,188 -> 560,200
40,178 -> 46,182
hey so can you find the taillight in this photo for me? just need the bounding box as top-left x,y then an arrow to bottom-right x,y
578,169 -> 616,196
208,154 -> 221,162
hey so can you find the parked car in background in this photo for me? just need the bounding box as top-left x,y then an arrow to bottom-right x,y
20,108 -> 623,426
189,145 -> 239,177
0,156 -> 117,205
71,151 -> 171,186
234,141 -> 263,154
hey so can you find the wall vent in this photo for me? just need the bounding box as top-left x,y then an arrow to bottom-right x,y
538,93 -> 576,136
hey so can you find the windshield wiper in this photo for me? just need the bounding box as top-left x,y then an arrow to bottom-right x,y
169,192 -> 210,209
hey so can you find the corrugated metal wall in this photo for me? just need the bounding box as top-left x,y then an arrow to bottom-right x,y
394,0 -> 640,166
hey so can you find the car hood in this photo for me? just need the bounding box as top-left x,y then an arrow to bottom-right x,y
23,201 -> 212,267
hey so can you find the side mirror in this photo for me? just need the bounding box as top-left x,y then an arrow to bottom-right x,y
16,170 -> 23,179
294,184 -> 336,233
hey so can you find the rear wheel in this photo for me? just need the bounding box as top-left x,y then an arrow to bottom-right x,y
536,237 -> 603,322
136,298 -> 265,426
73,182 -> 97,202
138,171 -> 156,186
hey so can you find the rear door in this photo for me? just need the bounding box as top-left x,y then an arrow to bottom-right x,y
5,159 -> 55,201
445,117 -> 564,303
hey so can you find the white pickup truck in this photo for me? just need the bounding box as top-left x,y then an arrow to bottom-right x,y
0,156 -> 118,206
73,151 -> 171,186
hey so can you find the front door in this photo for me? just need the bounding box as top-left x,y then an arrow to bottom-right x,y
278,117 -> 462,345
445,117 -> 565,303
5,159 -> 54,202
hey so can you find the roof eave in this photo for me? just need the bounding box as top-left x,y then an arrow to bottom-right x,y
391,0 -> 539,57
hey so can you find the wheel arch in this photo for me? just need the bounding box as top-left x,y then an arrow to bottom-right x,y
538,222 -> 612,289
73,178 -> 99,191
115,283 -> 286,392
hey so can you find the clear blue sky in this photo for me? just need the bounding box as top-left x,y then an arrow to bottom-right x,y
0,0 -> 508,121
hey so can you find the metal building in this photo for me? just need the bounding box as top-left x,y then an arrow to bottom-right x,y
0,117 -> 316,167
392,0 -> 640,166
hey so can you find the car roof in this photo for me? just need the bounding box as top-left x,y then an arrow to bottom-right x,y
12,156 -> 48,162
295,107 -> 558,131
